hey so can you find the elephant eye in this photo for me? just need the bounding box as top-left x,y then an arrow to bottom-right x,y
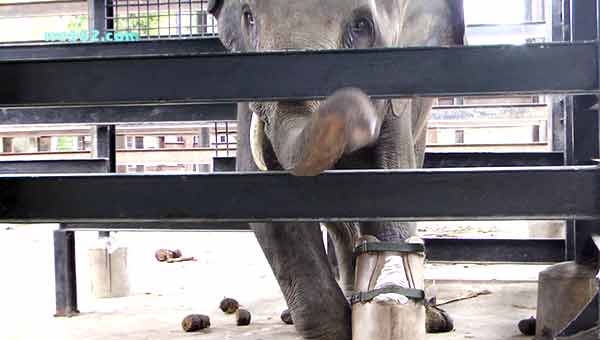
243,9 -> 255,27
345,16 -> 375,48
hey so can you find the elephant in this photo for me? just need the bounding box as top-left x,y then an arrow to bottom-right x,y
208,1 -> 465,339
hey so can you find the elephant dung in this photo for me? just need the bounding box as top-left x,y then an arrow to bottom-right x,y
181,314 -> 210,332
219,298 -> 240,314
154,249 -> 182,262
280,309 -> 293,325
518,316 -> 536,336
236,309 -> 252,326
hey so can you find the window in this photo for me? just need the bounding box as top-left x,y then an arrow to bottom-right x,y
116,135 -> 126,149
77,136 -> 91,151
193,164 -> 210,173
126,165 -> 145,173
455,130 -> 465,144
38,136 -> 51,152
135,136 -> 144,149
165,136 -> 185,144
532,125 -> 540,142
55,136 -> 78,152
427,129 -> 438,144
220,135 -> 227,143
1,137 -> 12,153
195,127 -> 211,147
437,97 -> 454,106
143,136 -> 159,149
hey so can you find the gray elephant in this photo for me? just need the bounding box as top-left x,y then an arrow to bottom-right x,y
208,1 -> 465,339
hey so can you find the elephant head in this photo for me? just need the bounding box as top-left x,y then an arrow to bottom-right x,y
209,0 -> 464,176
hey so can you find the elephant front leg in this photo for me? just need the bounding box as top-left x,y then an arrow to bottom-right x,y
251,222 -> 351,340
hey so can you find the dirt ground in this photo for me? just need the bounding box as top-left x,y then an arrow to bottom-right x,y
0,223 -> 550,340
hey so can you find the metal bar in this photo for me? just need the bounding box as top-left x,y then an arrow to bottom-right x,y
53,230 -> 79,317
0,159 -> 109,174
566,220 -> 576,260
107,0 -> 114,32
57,223 -> 566,263
0,166 -> 598,223
211,152 -> 566,172
423,152 -> 564,168
91,125 -> 116,172
568,0 -> 600,265
61,222 -> 251,231
213,157 -> 236,172
0,103 -> 236,125
88,0 -> 106,35
550,0 -> 566,152
0,103 -> 542,125
1,42 -> 598,107
91,125 -> 116,238
0,38 -> 225,61
97,126 -> 115,169
425,238 -> 564,263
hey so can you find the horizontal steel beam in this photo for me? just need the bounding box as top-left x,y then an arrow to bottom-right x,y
61,222 -> 251,231
0,103 -> 236,125
211,152 -> 565,172
0,166 -> 597,223
423,152 -> 565,167
58,223 -> 567,263
0,159 -> 109,174
1,42 -> 598,107
425,238 -> 564,263
0,102 -> 544,126
0,38 -> 225,61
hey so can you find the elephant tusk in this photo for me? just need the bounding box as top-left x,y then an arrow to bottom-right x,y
250,112 -> 269,171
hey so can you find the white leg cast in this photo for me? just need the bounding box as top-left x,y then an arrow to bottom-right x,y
352,236 -> 425,340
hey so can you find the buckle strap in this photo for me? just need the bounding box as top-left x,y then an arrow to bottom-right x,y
349,285 -> 425,305
354,242 -> 425,256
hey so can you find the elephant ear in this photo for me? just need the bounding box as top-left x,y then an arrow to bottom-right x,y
449,0 -> 466,45
208,0 -> 223,17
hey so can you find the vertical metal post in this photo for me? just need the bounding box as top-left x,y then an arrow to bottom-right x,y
88,0 -> 110,35
92,125 -> 117,172
92,125 -> 116,239
568,0 -> 600,265
558,0 -> 575,261
551,0 -> 566,153
54,230 -> 79,316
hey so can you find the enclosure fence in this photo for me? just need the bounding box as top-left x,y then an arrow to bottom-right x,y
1,0 -> 600,338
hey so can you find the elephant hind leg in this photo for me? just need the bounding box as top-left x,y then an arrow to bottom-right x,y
322,222 -> 361,296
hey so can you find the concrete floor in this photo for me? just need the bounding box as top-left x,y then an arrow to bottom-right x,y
0,225 -> 544,340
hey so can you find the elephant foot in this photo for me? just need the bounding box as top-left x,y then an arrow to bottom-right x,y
352,236 -> 426,340
426,304 -> 454,333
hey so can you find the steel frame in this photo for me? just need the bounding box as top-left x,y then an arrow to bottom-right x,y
1,42 -> 599,107
0,166 -> 598,222
1,0 -> 600,335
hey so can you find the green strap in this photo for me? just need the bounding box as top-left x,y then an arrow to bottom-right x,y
350,285 -> 425,305
354,242 -> 425,256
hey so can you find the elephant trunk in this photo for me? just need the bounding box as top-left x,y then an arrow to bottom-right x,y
268,88 -> 383,176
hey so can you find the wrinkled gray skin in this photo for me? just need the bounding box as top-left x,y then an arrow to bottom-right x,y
209,1 -> 464,339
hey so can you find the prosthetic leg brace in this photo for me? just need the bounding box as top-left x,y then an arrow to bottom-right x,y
351,236 -> 426,340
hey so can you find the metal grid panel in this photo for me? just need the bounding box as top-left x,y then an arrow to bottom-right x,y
105,0 -> 217,38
